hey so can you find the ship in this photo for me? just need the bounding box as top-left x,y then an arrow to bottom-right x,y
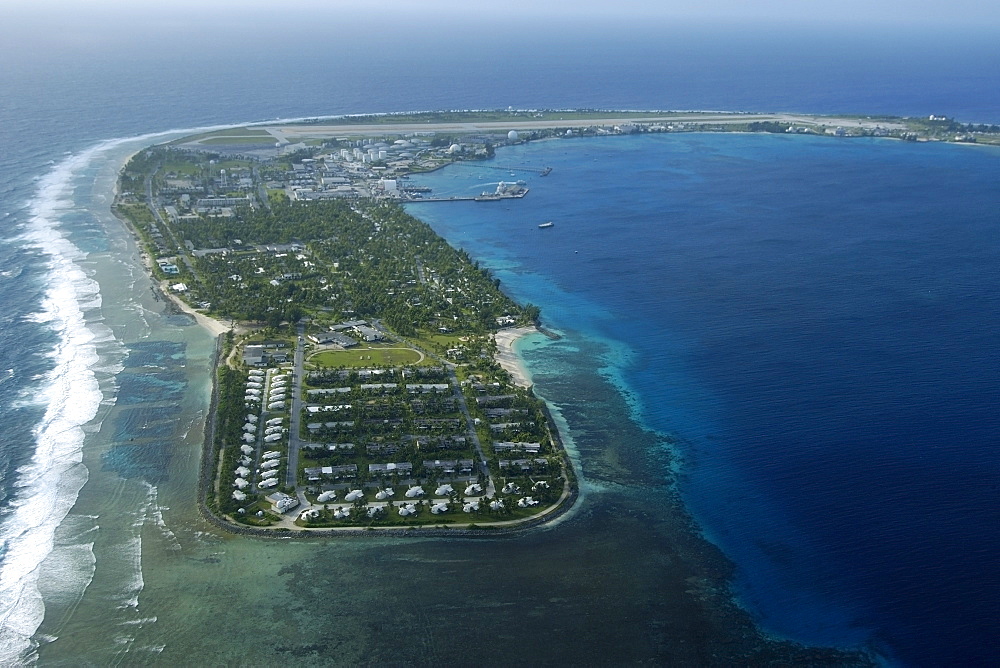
538,221 -> 554,229
475,180 -> 528,201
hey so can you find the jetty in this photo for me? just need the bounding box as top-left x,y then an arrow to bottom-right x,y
409,181 -> 529,203
455,164 -> 552,176
406,190 -> 528,203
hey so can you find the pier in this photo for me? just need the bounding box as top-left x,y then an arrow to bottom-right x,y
454,163 -> 552,176
404,181 -> 529,203
404,190 -> 528,203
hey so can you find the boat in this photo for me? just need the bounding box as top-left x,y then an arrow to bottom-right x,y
538,221 -> 554,229
475,181 -> 528,201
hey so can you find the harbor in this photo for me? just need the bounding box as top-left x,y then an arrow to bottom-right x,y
403,180 -> 530,203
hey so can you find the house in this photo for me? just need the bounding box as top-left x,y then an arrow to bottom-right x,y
243,345 -> 266,366
475,395 -> 516,406
157,260 -> 180,275
493,441 -> 542,454
308,332 -> 357,348
307,387 -> 352,396
367,442 -> 400,456
330,320 -> 369,331
369,462 -> 414,476
423,459 -> 475,475
266,492 -> 299,514
498,458 -> 549,472
355,325 -> 383,342
406,384 -> 450,394
490,423 -> 524,432
328,464 -> 358,478
304,464 -> 357,481
412,418 -> 462,430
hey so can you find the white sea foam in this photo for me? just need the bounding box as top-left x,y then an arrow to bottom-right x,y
149,499 -> 181,552
0,149 -> 113,663
119,616 -> 158,626
0,120 -> 309,662
104,488 -> 155,665
35,539 -> 97,615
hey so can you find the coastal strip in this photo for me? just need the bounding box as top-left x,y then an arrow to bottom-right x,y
188,318 -> 580,537
494,326 -> 538,388
117,105 -> 996,540
112,142 -> 581,533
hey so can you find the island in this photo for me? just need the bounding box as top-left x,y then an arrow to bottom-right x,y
113,108 -> 994,533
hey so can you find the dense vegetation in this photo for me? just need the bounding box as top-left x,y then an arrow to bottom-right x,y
115,141 -> 569,530
178,199 -> 530,332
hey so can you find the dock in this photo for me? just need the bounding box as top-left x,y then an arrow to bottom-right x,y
406,189 -> 529,203
454,164 -> 552,176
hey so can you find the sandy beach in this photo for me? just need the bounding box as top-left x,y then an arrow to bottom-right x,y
156,280 -> 231,337
112,189 -> 233,341
494,326 -> 537,388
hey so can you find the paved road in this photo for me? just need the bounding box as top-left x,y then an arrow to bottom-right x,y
447,369 -> 495,495
285,323 -> 306,489
254,166 -> 271,211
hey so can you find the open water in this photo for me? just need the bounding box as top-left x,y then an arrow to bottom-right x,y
0,19 -> 997,666
407,133 -> 1000,665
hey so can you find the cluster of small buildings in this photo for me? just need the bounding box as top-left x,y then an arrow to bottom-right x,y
303,464 -> 359,482
233,368 -> 290,505
243,341 -> 290,367
268,136 -> 496,202
308,320 -> 383,347
295,478 -> 557,520
166,127 -> 526,205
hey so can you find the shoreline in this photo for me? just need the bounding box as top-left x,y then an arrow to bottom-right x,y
195,316 -> 580,536
82,127 -> 877,665
153,280 -> 231,338
194,326 -> 581,536
493,326 -> 538,388
110,187 -> 580,536
111,200 -> 232,340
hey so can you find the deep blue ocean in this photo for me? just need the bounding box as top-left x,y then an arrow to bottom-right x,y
407,133 -> 1000,665
0,20 -> 998,665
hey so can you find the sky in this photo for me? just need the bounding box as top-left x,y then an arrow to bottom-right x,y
1,0 -> 995,118
1,0 -> 996,29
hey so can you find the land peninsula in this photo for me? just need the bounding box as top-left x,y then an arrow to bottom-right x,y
113,108 -> 989,534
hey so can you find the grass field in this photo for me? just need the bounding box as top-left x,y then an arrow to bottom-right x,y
407,331 -> 472,354
199,136 -> 277,145
309,347 -> 424,368
170,127 -> 273,145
